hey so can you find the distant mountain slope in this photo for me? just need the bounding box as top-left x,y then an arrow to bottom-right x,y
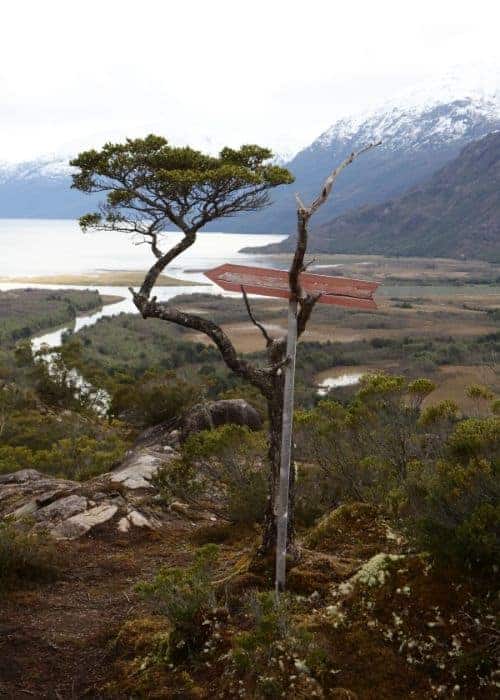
0,158 -> 100,218
242,131 -> 500,263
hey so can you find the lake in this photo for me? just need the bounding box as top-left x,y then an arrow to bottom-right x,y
0,219 -> 287,346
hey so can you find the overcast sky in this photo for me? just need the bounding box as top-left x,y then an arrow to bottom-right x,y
1,0 -> 499,162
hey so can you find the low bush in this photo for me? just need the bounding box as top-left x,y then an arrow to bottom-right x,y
295,374 -> 499,574
154,425 -> 267,524
230,591 -> 331,697
0,429 -> 130,480
405,416 -> 500,570
0,522 -> 61,590
137,544 -> 219,660
110,370 -> 201,427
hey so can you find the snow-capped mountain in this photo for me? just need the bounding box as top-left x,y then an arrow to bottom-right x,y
318,66 -> 500,151
0,157 -> 74,185
1,66 -> 499,223
0,155 -> 91,219
228,66 -> 500,233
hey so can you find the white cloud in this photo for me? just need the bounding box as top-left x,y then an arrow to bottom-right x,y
1,0 -> 499,161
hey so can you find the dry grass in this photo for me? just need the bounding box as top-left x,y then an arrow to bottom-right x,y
423,364 -> 499,415
186,314 -> 497,353
264,252 -> 500,283
1,271 -> 207,287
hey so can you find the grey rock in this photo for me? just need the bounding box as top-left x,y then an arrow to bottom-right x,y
11,500 -> 39,519
51,503 -> 119,540
0,469 -> 44,484
181,399 -> 262,441
134,421 -> 177,448
110,449 -> 175,490
34,495 -> 88,522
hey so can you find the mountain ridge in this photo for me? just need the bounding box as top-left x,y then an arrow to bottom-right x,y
241,130 -> 500,263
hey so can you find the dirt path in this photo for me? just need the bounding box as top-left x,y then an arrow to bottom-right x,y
0,527 -> 194,699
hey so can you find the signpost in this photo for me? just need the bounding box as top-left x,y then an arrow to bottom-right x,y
205,263 -> 379,593
205,263 -> 378,310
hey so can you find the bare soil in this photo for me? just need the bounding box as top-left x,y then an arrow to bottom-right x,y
0,525 -> 195,699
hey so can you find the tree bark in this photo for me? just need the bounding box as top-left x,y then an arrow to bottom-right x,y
261,378 -> 284,552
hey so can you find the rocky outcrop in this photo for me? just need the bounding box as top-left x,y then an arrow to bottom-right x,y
50,503 -> 120,540
0,407 -> 253,540
0,439 -> 180,540
181,399 -> 262,441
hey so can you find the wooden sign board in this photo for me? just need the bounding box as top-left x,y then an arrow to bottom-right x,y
205,263 -> 378,310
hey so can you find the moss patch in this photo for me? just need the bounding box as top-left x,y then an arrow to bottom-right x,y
304,503 -> 400,558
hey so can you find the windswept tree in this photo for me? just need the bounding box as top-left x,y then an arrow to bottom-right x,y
71,135 -> 378,553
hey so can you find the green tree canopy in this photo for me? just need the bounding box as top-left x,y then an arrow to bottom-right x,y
70,135 -> 294,236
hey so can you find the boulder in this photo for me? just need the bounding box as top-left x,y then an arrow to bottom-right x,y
0,469 -> 44,484
181,399 -> 262,441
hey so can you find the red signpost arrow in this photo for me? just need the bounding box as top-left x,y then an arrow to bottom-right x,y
204,263 -> 379,309
204,262 -> 380,595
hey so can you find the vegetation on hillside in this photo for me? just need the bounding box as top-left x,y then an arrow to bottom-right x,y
0,288 -> 103,345
0,284 -> 498,697
0,302 -> 132,481
108,376 -> 499,698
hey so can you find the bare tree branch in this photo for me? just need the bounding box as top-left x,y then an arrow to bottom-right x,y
308,141 -> 382,215
303,256 -> 317,271
295,193 -> 306,209
288,141 -> 382,313
241,286 -> 274,346
131,291 -> 273,399
297,293 -> 322,337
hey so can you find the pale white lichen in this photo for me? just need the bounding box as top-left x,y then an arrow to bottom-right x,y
324,604 -> 346,628
347,553 -> 405,590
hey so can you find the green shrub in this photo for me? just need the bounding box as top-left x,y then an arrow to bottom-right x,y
465,384 -> 495,416
419,400 -> 458,428
0,431 -> 129,480
294,464 -> 330,528
110,370 -> 200,427
405,416 -> 500,570
0,522 -> 61,590
295,375 -> 424,508
137,544 -> 219,660
447,416 -> 499,462
155,425 -> 267,524
295,378 -> 499,574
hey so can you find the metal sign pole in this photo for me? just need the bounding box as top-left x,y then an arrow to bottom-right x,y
204,263 -> 378,596
275,299 -> 298,594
